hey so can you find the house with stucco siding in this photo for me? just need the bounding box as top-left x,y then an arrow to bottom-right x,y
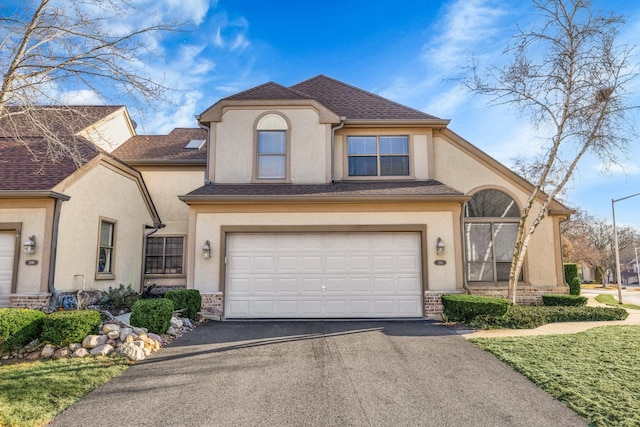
180,75 -> 572,319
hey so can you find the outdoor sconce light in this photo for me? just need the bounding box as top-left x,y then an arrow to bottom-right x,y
436,237 -> 445,256
202,240 -> 211,259
23,235 -> 36,255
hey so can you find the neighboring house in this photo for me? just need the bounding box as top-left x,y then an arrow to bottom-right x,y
112,128 -> 207,289
0,106 -> 160,308
181,75 -> 572,319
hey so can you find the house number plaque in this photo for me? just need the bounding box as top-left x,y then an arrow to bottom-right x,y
434,260 -> 446,266
25,260 -> 38,266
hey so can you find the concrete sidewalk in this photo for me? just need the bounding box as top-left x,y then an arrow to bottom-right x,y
457,298 -> 640,339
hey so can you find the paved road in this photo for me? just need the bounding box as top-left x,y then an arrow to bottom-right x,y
51,321 -> 585,427
583,286 -> 640,306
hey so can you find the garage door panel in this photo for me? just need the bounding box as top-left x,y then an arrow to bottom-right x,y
226,232 -> 423,318
0,232 -> 15,307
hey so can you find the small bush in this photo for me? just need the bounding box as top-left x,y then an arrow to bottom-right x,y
164,289 -> 201,320
99,284 -> 139,312
468,305 -> 628,329
129,298 -> 174,334
441,294 -> 510,322
564,263 -> 581,295
0,308 -> 46,351
569,276 -> 581,295
41,310 -> 102,346
542,294 -> 587,306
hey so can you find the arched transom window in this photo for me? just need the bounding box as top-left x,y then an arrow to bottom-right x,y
464,189 -> 523,282
256,113 -> 289,180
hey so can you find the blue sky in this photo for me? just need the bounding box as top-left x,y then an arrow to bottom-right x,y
59,0 -> 640,229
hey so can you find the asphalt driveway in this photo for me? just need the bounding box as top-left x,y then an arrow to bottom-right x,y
51,321 -> 585,426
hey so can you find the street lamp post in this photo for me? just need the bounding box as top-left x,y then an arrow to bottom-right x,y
612,192 -> 640,305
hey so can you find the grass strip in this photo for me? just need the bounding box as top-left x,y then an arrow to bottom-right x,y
0,357 -> 130,427
471,326 -> 640,427
595,294 -> 640,311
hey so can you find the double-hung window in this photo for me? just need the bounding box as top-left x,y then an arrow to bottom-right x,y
348,136 -> 410,177
145,236 -> 184,275
96,218 -> 116,278
255,113 -> 289,180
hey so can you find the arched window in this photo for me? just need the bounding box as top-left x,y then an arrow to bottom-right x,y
464,189 -> 523,282
255,113 -> 289,180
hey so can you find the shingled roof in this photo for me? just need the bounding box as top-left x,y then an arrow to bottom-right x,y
0,136 -> 99,191
290,75 -> 440,121
182,180 -> 465,201
113,128 -> 207,163
226,82 -> 312,101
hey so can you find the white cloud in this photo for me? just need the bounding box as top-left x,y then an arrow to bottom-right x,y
59,89 -> 105,105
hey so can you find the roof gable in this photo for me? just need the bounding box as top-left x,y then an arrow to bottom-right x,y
290,75 -> 441,121
225,82 -> 312,101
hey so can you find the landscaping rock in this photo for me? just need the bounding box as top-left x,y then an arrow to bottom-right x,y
120,327 -> 133,341
166,326 -> 177,336
118,342 -> 145,361
182,318 -> 193,329
72,348 -> 90,358
148,332 -> 162,343
89,344 -> 114,356
102,323 -> 120,335
41,345 -> 55,359
132,327 -> 147,336
107,339 -> 118,347
68,343 -> 82,352
82,334 -> 108,349
170,317 -> 183,329
53,347 -> 71,360
106,330 -> 120,340
26,351 -> 40,361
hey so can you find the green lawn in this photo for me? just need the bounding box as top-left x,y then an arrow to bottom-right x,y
471,326 -> 640,427
0,357 -> 129,427
595,294 -> 640,311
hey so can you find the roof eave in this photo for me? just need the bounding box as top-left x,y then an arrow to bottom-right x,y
0,190 -> 71,201
198,99 -> 341,124
179,194 -> 470,205
344,119 -> 450,128
119,159 -> 207,166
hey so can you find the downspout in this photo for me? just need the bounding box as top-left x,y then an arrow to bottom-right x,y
140,224 -> 165,292
48,197 -> 64,309
196,115 -> 211,184
330,117 -> 346,183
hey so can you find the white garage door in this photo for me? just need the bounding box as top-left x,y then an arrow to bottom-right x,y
0,231 -> 15,308
225,232 -> 423,318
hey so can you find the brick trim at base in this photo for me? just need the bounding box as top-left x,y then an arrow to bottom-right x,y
10,294 -> 51,310
200,293 -> 223,317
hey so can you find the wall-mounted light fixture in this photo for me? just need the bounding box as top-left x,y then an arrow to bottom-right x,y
23,235 -> 36,255
202,240 -> 211,259
436,237 -> 445,256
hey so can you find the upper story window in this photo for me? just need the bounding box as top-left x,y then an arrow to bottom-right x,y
464,189 -> 522,283
348,136 -> 409,177
255,113 -> 289,180
96,218 -> 116,279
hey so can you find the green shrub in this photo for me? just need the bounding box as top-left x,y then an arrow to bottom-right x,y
0,308 -> 46,351
100,284 -> 139,312
129,298 -> 174,334
542,294 -> 587,307
164,289 -> 201,320
564,263 -> 581,295
468,305 -> 628,329
41,310 -> 102,346
441,294 -> 510,322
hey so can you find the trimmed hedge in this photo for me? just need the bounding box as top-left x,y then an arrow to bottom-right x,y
441,294 -> 510,322
469,305 -> 628,329
41,310 -> 101,346
564,263 -> 581,295
164,289 -> 201,320
542,294 -> 587,307
130,298 -> 174,334
0,308 -> 46,351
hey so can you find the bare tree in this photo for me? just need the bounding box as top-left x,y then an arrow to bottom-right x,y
562,210 -> 638,286
466,0 -> 638,303
0,0 -> 179,166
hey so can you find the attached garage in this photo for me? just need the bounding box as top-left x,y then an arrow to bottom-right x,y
224,231 -> 425,318
0,231 -> 16,307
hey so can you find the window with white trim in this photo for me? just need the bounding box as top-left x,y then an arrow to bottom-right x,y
347,135 -> 409,176
464,189 -> 523,282
145,236 -> 184,275
256,114 -> 288,180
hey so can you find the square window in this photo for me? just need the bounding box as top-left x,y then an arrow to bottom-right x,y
348,135 -> 409,177
145,236 -> 184,275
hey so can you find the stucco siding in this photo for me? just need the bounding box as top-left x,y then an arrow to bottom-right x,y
213,108 -> 329,184
188,203 -> 461,294
434,133 -> 562,286
54,164 -> 154,292
78,108 -> 135,153
0,200 -> 53,294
